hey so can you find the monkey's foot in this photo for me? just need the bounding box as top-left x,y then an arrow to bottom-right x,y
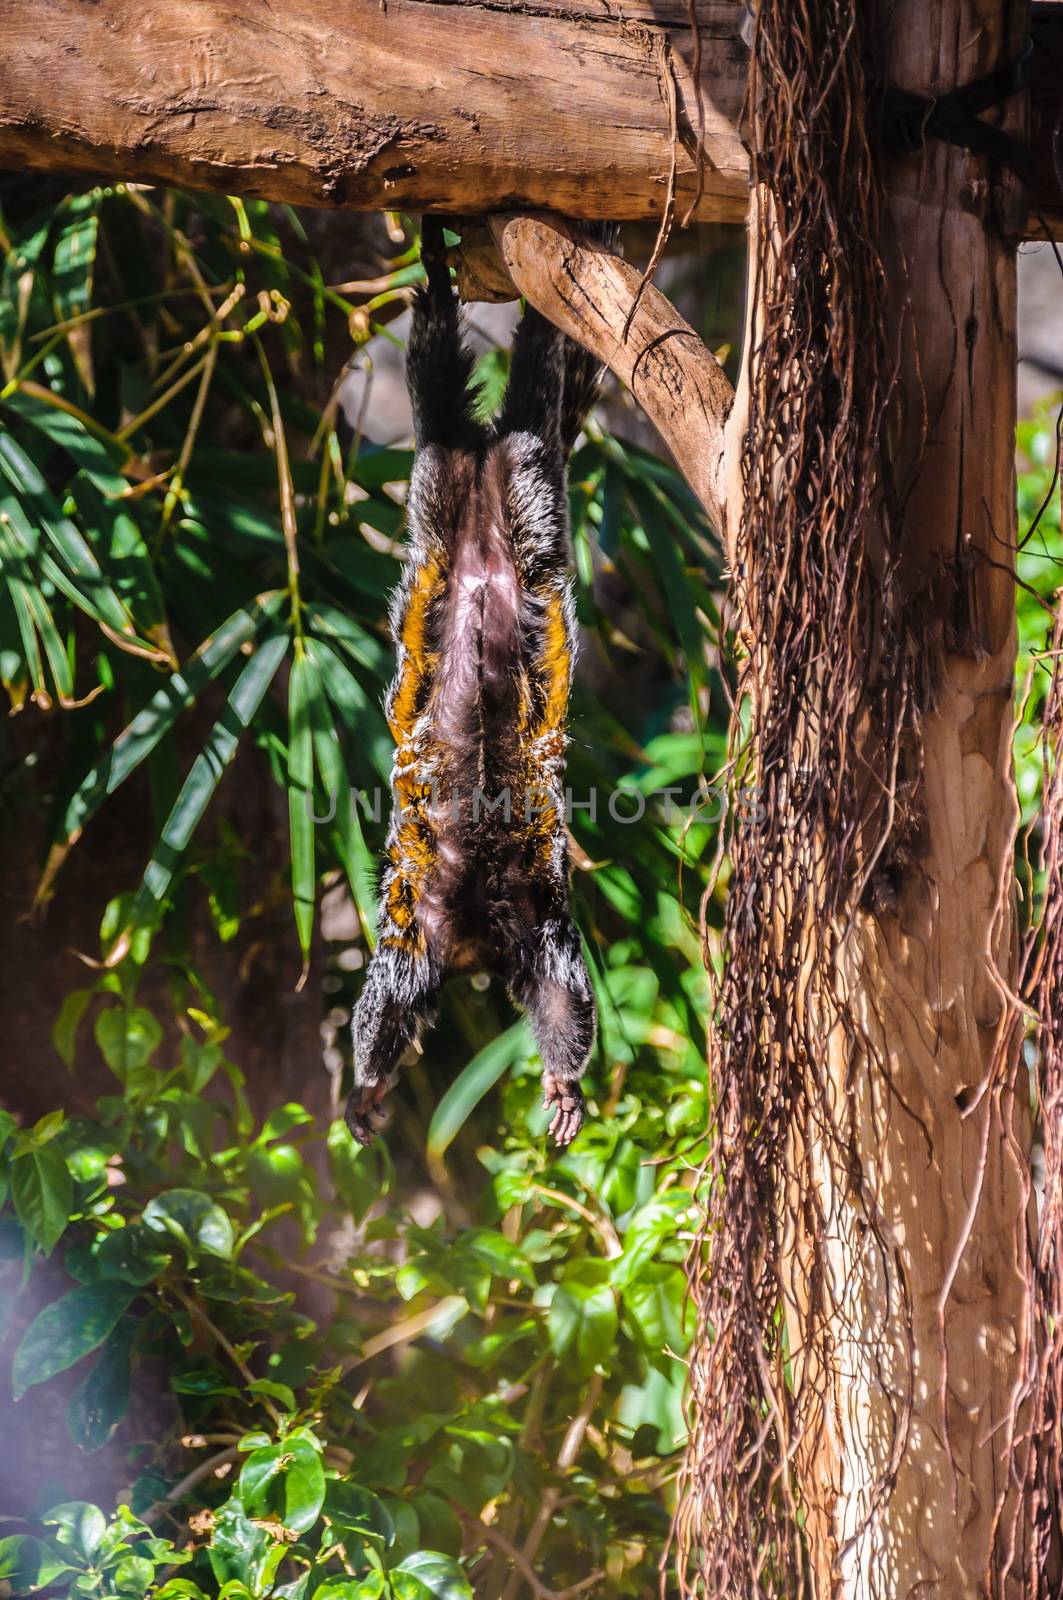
543,1074 -> 585,1148
345,1080 -> 391,1147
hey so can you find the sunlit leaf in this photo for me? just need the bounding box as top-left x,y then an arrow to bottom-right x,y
143,1189 -> 234,1260
10,1143 -> 72,1256
13,1284 -> 136,1400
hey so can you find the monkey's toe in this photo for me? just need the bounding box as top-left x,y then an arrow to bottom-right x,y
345,1083 -> 390,1147
543,1075 -> 585,1148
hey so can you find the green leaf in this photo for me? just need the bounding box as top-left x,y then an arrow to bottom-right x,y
13,1283 -> 136,1400
94,1223 -> 172,1285
10,1143 -> 72,1255
547,1265 -> 618,1377
114,1555 -> 155,1595
246,1377 -> 297,1411
115,630 -> 289,949
327,1118 -> 390,1221
238,1443 -> 287,1506
67,1315 -> 138,1450
207,1501 -> 272,1593
94,1005 -> 163,1086
426,1024 -> 528,1159
287,650 -> 317,970
0,1535 -> 74,1591
281,1429 -> 327,1534
52,594 -> 284,855
304,638 -> 379,940
0,431 -> 139,639
41,1501 -> 107,1560
53,987 -> 93,1068
391,1552 -> 473,1600
143,1189 -> 234,1260
52,192 -> 101,393
324,1481 -> 394,1545
624,1263 -> 691,1357
237,1431 -> 324,1537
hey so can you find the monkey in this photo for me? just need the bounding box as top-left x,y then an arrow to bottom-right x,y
347,217 -> 604,1151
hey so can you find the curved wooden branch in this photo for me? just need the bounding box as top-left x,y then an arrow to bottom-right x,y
487,213 -> 735,534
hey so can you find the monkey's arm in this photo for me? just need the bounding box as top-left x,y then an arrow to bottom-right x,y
407,218 -> 483,451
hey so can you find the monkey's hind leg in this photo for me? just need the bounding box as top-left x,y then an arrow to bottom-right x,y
348,941 -> 439,1146
509,917 -> 596,1148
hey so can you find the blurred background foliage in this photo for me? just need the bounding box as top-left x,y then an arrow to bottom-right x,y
0,182 -> 734,1600
0,180 -> 1058,1600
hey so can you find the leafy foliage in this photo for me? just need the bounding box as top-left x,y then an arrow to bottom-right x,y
0,925 -> 704,1596
0,183 -> 727,1595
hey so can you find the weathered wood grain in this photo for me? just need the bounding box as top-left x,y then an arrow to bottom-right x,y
0,0 -> 749,222
0,0 -> 1060,233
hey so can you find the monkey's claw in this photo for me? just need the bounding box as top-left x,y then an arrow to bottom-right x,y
345,1082 -> 390,1147
543,1074 -> 585,1148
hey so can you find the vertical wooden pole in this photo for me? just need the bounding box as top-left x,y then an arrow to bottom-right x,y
784,3 -> 1035,1592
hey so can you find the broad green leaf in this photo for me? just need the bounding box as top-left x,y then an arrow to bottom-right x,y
624,1262 -> 691,1356
94,1223 -> 172,1285
68,1316 -> 138,1451
238,1443 -> 287,1506
391,1552 -> 473,1600
287,650 -> 316,970
53,987 -> 92,1068
238,1432 -> 324,1535
246,1377 -> 297,1411
13,1284 -> 136,1400
113,1555 -> 154,1595
143,1188 -> 234,1260
547,1265 -> 618,1377
323,1481 -> 394,1545
206,1501 -> 272,1593
281,1429 -> 327,1534
0,1536 -> 74,1591
327,1119 -> 390,1221
426,1024 -> 528,1159
94,1005 -> 163,1086
10,1143 -> 72,1255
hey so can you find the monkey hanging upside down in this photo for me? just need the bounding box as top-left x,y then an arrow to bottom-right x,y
347,219 -> 599,1150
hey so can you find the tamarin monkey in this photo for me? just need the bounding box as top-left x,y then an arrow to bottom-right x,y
348,218 -> 602,1149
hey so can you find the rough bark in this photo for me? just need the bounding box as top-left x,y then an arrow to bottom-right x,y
778,3 -> 1034,1593
0,0 -> 1061,234
0,0 -> 748,222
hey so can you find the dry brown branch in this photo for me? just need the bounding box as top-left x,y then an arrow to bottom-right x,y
462,1516 -> 604,1600
486,213 -> 734,535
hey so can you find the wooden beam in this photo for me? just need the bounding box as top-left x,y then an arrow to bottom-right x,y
0,0 -> 1060,234
0,0 -> 748,223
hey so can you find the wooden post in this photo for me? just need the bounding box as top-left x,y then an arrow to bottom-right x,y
779,3 -> 1035,1591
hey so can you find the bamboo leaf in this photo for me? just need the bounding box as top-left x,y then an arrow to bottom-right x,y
106,630 -> 289,962
37,594 -> 285,907
51,193 -> 101,395
287,650 -> 317,978
0,430 -> 159,654
304,637 -> 379,944
426,1024 -> 528,1159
